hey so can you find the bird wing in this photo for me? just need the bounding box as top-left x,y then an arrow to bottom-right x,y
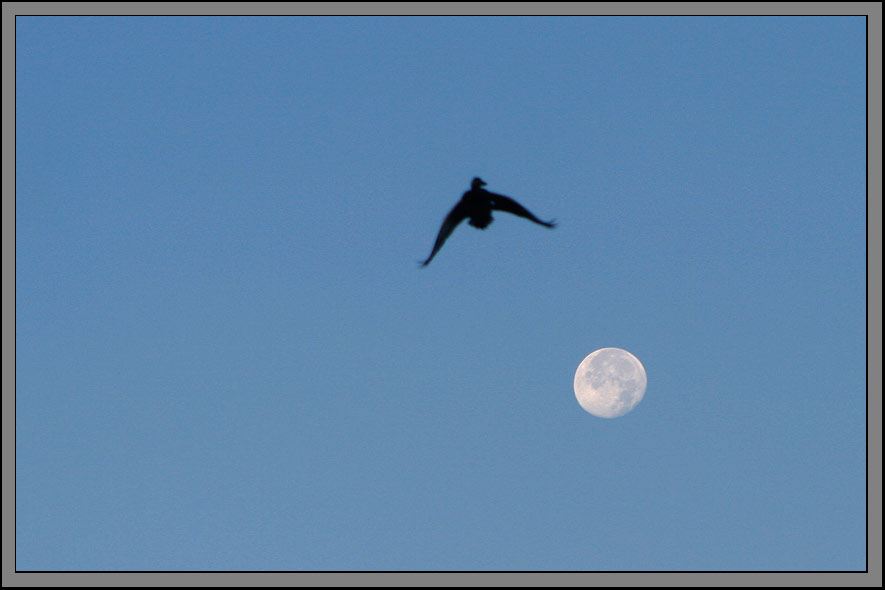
420,200 -> 469,266
488,192 -> 557,228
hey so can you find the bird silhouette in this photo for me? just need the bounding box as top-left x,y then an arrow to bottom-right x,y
420,177 -> 556,266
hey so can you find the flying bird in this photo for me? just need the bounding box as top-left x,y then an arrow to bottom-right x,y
420,177 -> 556,266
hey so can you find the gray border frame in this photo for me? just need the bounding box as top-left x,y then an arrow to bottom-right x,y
4,2 -> 881,587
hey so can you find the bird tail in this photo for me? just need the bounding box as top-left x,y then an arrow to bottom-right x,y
468,213 -> 493,229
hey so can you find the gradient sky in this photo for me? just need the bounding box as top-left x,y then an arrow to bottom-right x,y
15,16 -> 867,571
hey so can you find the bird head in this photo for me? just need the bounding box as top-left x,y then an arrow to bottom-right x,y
471,177 -> 487,189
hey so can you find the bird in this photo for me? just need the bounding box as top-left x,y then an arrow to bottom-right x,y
420,177 -> 556,266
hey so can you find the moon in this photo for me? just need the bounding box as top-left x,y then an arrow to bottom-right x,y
573,348 -> 647,418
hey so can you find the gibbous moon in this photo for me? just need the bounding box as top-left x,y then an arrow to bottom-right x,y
574,348 -> 647,418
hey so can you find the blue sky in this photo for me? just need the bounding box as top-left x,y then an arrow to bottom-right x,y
15,16 -> 867,571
